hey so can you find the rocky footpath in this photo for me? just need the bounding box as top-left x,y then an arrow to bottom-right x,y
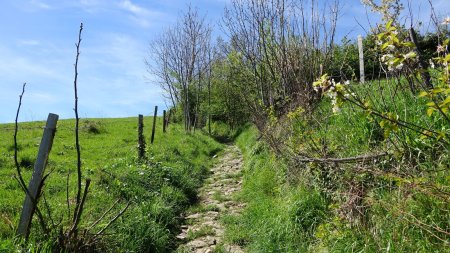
176,145 -> 245,253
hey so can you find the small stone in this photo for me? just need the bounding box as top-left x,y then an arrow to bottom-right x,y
186,213 -> 201,219
176,234 -> 187,240
188,240 -> 208,248
206,211 -> 219,216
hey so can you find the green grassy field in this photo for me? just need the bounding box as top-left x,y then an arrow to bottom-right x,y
0,117 -> 222,252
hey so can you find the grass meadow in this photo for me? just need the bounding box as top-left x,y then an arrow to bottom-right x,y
0,116 -> 222,252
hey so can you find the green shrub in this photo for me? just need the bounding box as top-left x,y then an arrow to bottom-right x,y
82,120 -> 107,134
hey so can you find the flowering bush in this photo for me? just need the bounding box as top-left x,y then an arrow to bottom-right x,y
312,19 -> 449,143
419,38 -> 450,120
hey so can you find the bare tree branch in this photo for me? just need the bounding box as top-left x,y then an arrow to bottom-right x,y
73,22 -> 83,223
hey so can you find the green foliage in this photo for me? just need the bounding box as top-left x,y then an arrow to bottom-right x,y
0,117 -> 222,252
328,34 -> 384,81
208,51 -> 252,128
208,121 -> 233,142
327,38 -> 358,81
207,121 -> 245,143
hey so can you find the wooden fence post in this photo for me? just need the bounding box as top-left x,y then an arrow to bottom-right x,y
358,35 -> 365,84
167,109 -> 172,128
17,113 -> 59,238
138,114 -> 145,159
163,110 -> 166,133
151,106 -> 158,144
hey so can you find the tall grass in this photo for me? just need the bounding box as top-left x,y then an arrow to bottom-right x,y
222,126 -> 329,252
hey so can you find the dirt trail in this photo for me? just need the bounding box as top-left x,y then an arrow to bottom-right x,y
176,145 -> 245,253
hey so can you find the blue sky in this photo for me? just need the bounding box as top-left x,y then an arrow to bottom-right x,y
0,0 -> 449,123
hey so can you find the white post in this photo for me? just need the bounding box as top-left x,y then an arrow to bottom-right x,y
358,35 -> 365,84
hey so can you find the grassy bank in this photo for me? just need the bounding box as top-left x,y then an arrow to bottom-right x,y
223,114 -> 448,252
0,117 -> 222,252
222,126 -> 328,252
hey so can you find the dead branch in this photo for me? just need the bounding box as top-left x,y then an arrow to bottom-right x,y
73,22 -> 83,223
378,200 -> 450,245
93,201 -> 131,238
294,152 -> 388,164
69,178 -> 91,237
42,193 -> 55,229
14,83 -> 29,195
88,199 -> 120,230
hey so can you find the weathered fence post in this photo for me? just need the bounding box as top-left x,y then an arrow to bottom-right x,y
167,109 -> 172,128
163,110 -> 166,133
138,114 -> 145,159
17,113 -> 59,238
358,35 -> 365,84
151,106 -> 158,144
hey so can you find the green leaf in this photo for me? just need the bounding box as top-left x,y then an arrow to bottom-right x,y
431,88 -> 446,94
441,96 -> 450,106
427,108 -> 435,117
445,54 -> 450,62
381,42 -> 390,50
392,124 -> 399,132
386,20 -> 393,29
418,91 -> 428,97
437,131 -> 446,140
403,42 -> 415,48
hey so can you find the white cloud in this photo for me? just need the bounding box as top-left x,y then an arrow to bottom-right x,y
75,0 -> 113,13
119,0 -> 147,16
19,0 -> 52,12
29,0 -> 51,10
27,92 -> 61,103
118,0 -> 169,28
0,49 -> 70,85
18,39 -> 40,46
